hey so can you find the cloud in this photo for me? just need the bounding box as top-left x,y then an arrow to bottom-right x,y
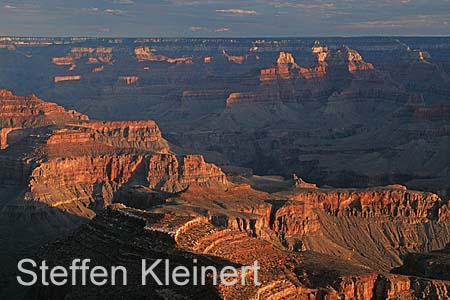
190,26 -> 207,31
104,9 -> 126,15
2,4 -> 17,9
293,3 -> 336,10
82,7 -> 100,13
268,0 -> 336,11
340,15 -> 450,29
215,27 -> 230,32
215,9 -> 257,15
109,0 -> 134,4
81,7 -> 127,16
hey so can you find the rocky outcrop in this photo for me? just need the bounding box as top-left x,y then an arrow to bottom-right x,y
118,76 -> 139,85
0,127 -> 20,149
134,46 -> 163,61
75,120 -> 169,153
292,174 -> 317,189
21,147 -> 228,214
222,49 -> 246,64
52,47 -> 113,67
27,154 -> 143,207
134,46 -> 192,64
26,135 -> 226,210
408,49 -> 431,63
51,56 -> 75,65
260,52 -> 299,81
70,47 -> 113,63
261,42 -> 372,81
298,41 -> 329,79
226,91 -> 280,107
92,66 -> 104,73
147,154 -> 228,192
267,187 -> 449,270
0,89 -> 88,128
329,45 -> 374,73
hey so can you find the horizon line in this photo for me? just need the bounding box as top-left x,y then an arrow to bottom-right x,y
2,35 -> 450,39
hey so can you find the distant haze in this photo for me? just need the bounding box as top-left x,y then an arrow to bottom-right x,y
1,0 -> 450,37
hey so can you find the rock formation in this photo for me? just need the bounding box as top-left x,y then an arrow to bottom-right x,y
261,42 -> 373,82
34,202 -> 450,300
298,40 -> 328,79
0,89 -> 88,129
0,91 -> 228,216
226,91 -> 280,108
54,75 -> 82,83
222,49 -> 246,64
328,45 -> 374,73
118,76 -> 139,85
52,56 -> 75,65
52,47 -> 113,68
134,46 -> 192,64
292,174 -> 317,189
260,52 -> 299,81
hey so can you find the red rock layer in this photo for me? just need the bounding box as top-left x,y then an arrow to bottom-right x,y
54,75 -> 82,83
173,215 -> 450,300
260,52 -> 299,81
51,56 -> 74,65
0,89 -> 88,129
27,153 -> 228,208
267,187 -> 449,270
147,154 -> 228,192
260,42 -> 373,82
226,91 -> 280,107
75,120 -> 169,153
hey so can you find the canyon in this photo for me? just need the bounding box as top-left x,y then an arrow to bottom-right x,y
0,37 -> 450,299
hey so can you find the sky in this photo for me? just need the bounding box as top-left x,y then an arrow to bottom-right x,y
0,0 -> 449,37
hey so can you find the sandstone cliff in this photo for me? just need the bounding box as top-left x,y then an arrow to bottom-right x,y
260,52 -> 299,81
1,91 -> 228,216
260,42 -> 374,82
0,90 -> 88,149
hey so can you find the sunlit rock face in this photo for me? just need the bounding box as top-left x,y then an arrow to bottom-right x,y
331,45 -> 375,73
118,76 -> 139,85
0,89 -> 88,150
260,42 -> 374,82
0,91 -> 229,219
135,46 -> 193,64
260,52 -> 299,81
